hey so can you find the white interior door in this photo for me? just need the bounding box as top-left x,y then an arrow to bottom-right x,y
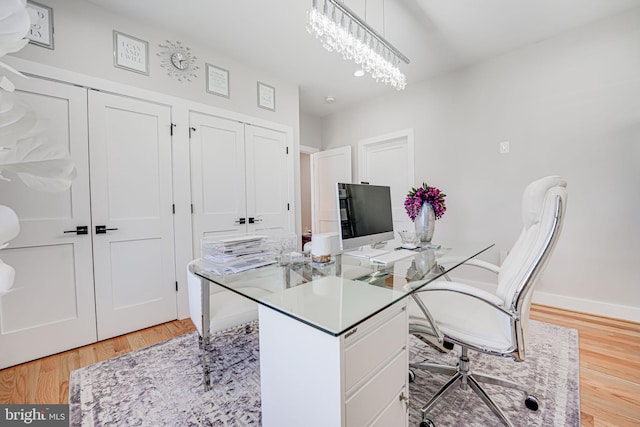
312,146 -> 352,233
358,130 -> 414,232
89,91 -> 176,341
245,124 -> 292,234
189,112 -> 247,254
0,77 -> 96,368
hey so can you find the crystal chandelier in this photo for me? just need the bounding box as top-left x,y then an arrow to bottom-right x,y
306,0 -> 409,90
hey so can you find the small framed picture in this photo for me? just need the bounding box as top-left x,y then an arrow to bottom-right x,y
257,82 -> 276,111
26,1 -> 54,50
206,64 -> 230,98
113,31 -> 149,75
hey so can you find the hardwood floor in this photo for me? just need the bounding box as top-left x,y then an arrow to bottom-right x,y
530,304 -> 640,426
1,305 -> 639,426
0,319 -> 195,406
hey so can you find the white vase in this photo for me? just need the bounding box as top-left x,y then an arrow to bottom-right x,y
414,203 -> 435,244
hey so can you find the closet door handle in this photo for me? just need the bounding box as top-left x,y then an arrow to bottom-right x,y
235,218 -> 246,225
96,225 -> 118,234
248,217 -> 262,224
399,392 -> 409,411
63,226 -> 88,235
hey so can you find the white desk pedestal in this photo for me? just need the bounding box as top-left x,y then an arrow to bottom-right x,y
259,302 -> 409,427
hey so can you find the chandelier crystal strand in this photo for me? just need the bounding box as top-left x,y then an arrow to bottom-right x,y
306,0 -> 407,90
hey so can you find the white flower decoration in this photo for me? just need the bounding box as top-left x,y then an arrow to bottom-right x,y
0,0 -> 76,292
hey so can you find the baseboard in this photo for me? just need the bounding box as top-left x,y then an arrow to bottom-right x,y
531,291 -> 640,323
455,278 -> 640,324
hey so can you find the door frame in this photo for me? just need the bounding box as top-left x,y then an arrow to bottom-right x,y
357,129 -> 415,232
300,145 -> 319,240
357,128 -> 414,187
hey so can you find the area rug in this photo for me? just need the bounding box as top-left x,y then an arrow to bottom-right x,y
69,320 -> 580,426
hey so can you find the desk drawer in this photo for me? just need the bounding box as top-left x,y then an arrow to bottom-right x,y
370,385 -> 408,427
344,304 -> 407,393
345,350 -> 407,426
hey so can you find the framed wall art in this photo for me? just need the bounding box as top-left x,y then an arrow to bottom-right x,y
206,64 -> 230,98
257,81 -> 275,111
26,1 -> 54,49
113,31 -> 149,75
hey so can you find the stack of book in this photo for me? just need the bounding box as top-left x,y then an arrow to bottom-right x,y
201,235 -> 277,275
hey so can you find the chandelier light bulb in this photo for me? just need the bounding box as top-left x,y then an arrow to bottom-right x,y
306,0 -> 408,91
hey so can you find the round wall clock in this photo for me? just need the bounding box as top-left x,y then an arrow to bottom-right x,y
157,40 -> 199,82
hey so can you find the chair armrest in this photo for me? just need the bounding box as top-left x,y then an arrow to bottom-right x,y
437,256 -> 501,274
462,259 -> 501,274
417,281 -> 517,320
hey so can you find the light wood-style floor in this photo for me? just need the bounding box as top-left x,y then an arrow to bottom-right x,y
0,319 -> 196,406
530,305 -> 640,426
1,304 -> 639,426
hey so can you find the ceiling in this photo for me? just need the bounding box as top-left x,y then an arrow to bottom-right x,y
85,0 -> 638,117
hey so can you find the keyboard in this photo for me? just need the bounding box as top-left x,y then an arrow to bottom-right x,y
370,249 -> 416,264
345,248 -> 389,259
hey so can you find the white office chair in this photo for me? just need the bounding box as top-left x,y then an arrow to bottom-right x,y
408,176 -> 568,427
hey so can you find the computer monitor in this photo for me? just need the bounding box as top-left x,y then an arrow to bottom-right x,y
336,182 -> 395,251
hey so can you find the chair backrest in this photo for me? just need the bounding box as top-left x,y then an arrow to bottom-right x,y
496,176 -> 568,359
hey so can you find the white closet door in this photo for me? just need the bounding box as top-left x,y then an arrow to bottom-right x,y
88,91 -> 176,341
312,146 -> 352,234
189,112 -> 247,253
0,78 -> 96,368
245,124 -> 292,234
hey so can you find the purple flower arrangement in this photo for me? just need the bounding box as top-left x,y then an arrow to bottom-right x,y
404,183 -> 447,221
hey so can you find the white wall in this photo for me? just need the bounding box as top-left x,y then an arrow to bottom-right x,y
300,112 -> 323,149
14,0 -> 300,137
321,9 -> 640,321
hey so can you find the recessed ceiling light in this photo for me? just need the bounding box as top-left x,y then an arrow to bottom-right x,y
353,69 -> 365,77
324,96 -> 336,104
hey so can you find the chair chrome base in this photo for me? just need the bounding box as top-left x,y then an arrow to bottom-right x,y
410,347 -> 537,427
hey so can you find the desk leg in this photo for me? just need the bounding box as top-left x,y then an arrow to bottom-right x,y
438,264 -> 452,281
201,277 -> 212,391
284,264 -> 291,288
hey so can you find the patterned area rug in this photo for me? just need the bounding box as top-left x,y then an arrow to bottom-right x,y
69,320 -> 580,426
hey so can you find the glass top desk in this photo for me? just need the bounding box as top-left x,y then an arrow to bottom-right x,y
188,241 -> 494,389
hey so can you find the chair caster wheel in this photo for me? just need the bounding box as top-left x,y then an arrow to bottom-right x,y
420,419 -> 435,427
525,395 -> 539,411
443,341 -> 454,350
409,369 -> 416,383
